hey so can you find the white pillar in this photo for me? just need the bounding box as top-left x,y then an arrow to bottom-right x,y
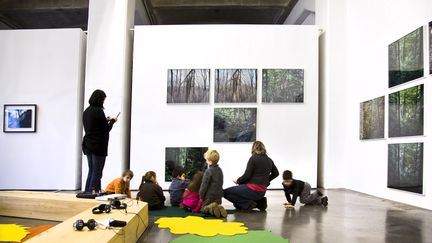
83,0 -> 135,188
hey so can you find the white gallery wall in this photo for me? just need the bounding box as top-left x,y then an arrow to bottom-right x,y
0,29 -> 86,189
130,25 -> 319,190
318,0 -> 432,209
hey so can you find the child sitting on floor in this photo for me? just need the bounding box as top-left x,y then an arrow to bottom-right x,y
137,171 -> 166,210
105,170 -> 134,198
282,170 -> 328,208
200,149 -> 227,218
181,171 -> 204,213
168,166 -> 190,206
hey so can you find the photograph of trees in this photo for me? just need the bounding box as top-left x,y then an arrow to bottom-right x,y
262,69 -> 304,103
167,69 -> 210,103
388,26 -> 423,88
215,69 -> 257,103
214,108 -> 256,142
388,143 -> 423,194
429,21 -> 432,74
359,96 -> 384,140
165,147 -> 208,181
388,84 -> 423,137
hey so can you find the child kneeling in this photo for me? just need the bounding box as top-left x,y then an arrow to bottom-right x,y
181,171 -> 204,212
282,170 -> 328,208
199,150 -> 227,218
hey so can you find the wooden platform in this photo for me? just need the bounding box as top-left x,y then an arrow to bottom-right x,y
0,191 -> 101,221
26,200 -> 148,243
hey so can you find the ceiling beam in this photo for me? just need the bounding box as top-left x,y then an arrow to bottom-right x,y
0,0 -> 89,12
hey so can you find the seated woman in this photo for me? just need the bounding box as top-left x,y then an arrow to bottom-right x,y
136,171 -> 166,210
224,141 -> 279,211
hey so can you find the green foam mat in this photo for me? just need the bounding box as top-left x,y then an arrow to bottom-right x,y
149,206 -> 235,217
169,230 -> 289,243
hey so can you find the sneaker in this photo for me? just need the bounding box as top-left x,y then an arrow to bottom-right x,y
210,202 -> 221,218
256,197 -> 267,211
321,196 -> 328,207
218,205 -> 227,218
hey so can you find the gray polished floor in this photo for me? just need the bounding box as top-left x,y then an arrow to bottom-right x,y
139,189 -> 432,243
1,189 -> 431,243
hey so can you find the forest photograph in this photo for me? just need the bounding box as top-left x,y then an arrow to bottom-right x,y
262,69 -> 304,103
388,84 -> 423,137
214,108 -> 256,142
165,147 -> 208,181
429,21 -> 432,74
167,69 -> 210,103
359,96 -> 384,140
215,69 -> 257,103
388,143 -> 423,194
388,27 -> 423,88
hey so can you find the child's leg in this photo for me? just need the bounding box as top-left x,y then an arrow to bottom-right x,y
299,182 -> 322,205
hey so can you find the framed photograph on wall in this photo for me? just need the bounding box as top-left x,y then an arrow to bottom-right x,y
388,26 -> 424,88
165,147 -> 208,182
167,69 -> 210,103
215,69 -> 257,103
3,104 -> 37,133
262,69 -> 304,103
214,108 -> 257,142
388,84 -> 423,137
429,21 -> 432,74
359,96 -> 385,140
388,143 -> 423,194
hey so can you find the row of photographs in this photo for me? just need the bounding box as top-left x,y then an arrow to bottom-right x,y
388,22 -> 432,88
167,68 -> 304,104
360,22 -> 430,195
359,84 -> 423,140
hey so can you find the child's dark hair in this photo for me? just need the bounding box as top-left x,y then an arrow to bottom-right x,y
282,170 -> 293,180
142,171 -> 156,183
172,166 -> 185,178
187,171 -> 204,192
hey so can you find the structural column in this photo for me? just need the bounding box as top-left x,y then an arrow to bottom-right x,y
83,0 -> 135,188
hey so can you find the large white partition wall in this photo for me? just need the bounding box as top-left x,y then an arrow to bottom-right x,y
0,29 -> 86,189
130,25 -> 319,190
317,0 -> 432,209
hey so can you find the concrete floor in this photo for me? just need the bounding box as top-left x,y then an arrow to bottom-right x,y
139,189 -> 432,243
1,189 -> 432,243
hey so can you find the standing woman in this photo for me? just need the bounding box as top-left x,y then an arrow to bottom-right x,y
224,141 -> 279,211
82,89 -> 117,194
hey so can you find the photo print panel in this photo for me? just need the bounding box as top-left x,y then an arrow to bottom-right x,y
215,69 -> 257,103
359,96 -> 385,140
214,108 -> 257,142
429,21 -> 432,74
388,84 -> 423,137
388,26 -> 424,88
388,143 -> 423,194
262,69 -> 304,103
167,69 -> 210,103
3,104 -> 37,133
165,147 -> 208,182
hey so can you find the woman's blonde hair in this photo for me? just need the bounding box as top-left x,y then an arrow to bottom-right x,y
204,150 -> 220,164
251,141 -> 267,155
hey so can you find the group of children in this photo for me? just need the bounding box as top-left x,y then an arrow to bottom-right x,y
103,149 -> 328,218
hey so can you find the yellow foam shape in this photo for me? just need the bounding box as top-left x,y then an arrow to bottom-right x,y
0,224 -> 30,242
155,216 -> 248,237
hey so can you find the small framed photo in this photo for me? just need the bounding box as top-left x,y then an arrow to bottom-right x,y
3,104 -> 37,133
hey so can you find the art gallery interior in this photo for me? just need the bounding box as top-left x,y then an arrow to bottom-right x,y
0,0 -> 432,242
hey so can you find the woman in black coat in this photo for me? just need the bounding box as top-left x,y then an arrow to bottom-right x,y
82,89 -> 117,194
224,141 -> 279,211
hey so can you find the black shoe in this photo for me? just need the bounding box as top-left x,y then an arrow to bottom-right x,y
321,196 -> 328,207
256,197 -> 267,211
